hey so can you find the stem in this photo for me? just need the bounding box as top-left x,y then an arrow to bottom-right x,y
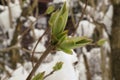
72,0 -> 88,36
26,44 -> 54,80
83,54 -> 91,80
7,0 -> 13,28
44,70 -> 55,79
31,27 -> 50,67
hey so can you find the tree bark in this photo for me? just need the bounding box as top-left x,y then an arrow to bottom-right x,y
111,3 -> 120,80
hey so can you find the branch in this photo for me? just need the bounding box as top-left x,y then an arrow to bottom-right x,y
44,70 -> 55,79
26,44 -> 54,80
69,3 -> 76,29
7,0 -> 13,28
83,54 -> 91,80
0,44 -> 20,52
72,0 -> 88,36
31,27 -> 50,67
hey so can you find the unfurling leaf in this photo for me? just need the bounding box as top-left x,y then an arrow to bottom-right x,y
58,37 -> 92,54
49,2 -> 68,36
53,62 -> 63,71
45,5 -> 55,14
97,39 -> 106,46
32,72 -> 45,80
49,3 -> 91,54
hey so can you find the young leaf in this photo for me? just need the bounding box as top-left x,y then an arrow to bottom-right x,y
59,37 -> 92,50
49,2 -> 68,36
97,39 -> 106,46
32,72 -> 45,80
53,62 -> 63,71
49,10 -> 59,28
53,16 -> 64,35
58,47 -> 73,54
45,5 -> 55,14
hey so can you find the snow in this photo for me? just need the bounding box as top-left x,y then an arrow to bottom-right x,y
0,0 -> 21,46
79,0 -> 113,35
101,5 -> 113,35
102,29 -> 111,53
76,20 -> 96,38
37,17 -> 47,28
0,0 -> 113,80
8,51 -> 78,80
40,51 -> 78,80
75,54 -> 87,80
30,29 -> 45,40
8,64 -> 28,80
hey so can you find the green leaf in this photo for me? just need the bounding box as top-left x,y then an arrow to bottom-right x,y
97,39 -> 106,46
53,62 -> 63,71
45,5 -> 55,14
53,16 -> 64,35
57,30 -> 68,39
58,47 -> 73,54
49,2 -> 68,37
59,37 -> 92,50
49,10 -> 59,28
32,72 -> 45,80
60,9 -> 68,31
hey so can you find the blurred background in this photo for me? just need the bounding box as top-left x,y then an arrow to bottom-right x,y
0,0 -> 120,80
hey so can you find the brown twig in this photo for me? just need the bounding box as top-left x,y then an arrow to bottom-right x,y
22,48 -> 43,54
31,27 -> 50,67
0,44 -> 20,52
69,3 -> 76,29
7,0 -> 13,28
1,0 -> 5,9
28,0 -> 38,15
44,70 -> 55,79
72,0 -> 88,36
26,44 -> 55,80
83,54 -> 91,80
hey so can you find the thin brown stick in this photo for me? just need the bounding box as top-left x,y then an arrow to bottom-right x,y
72,0 -> 88,36
22,48 -> 43,54
7,0 -> 13,28
83,54 -> 91,80
1,0 -> 5,9
44,70 -> 55,79
26,44 -> 54,80
31,27 -> 50,67
69,3 -> 76,29
0,44 -> 20,52
28,0 -> 38,15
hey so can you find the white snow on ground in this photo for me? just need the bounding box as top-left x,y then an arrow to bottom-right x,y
75,54 -> 87,80
8,51 -> 78,80
38,51 -> 78,80
8,66 -> 28,80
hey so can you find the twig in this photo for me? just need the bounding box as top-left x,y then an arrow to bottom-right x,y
83,54 -> 91,80
0,44 -> 20,52
26,44 -> 55,80
28,0 -> 38,15
44,70 -> 55,79
31,27 -> 50,67
7,0 -> 13,28
69,3 -> 76,29
72,0 -> 88,36
1,0 -> 5,10
22,48 -> 43,54
19,14 -> 46,41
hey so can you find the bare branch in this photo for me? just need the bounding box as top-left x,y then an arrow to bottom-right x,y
72,0 -> 88,36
